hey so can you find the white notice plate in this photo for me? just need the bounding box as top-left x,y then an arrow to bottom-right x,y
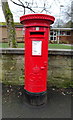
32,41 -> 42,56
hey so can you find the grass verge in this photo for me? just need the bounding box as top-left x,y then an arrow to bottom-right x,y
0,43 -> 73,49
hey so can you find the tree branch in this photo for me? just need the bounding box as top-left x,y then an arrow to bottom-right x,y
64,12 -> 71,17
26,6 -> 36,13
40,2 -> 50,14
66,12 -> 71,17
40,9 -> 44,13
18,0 -> 25,7
10,0 -> 35,13
10,0 -> 24,7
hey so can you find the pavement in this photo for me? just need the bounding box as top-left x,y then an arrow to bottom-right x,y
1,84 -> 73,119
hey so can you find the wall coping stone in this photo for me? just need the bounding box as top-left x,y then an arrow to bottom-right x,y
0,48 -> 73,56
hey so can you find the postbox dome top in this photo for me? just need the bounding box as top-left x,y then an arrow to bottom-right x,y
20,14 -> 55,25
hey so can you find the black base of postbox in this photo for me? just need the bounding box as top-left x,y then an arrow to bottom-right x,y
24,90 -> 47,106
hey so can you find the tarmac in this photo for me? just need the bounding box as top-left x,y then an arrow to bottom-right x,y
1,84 -> 73,119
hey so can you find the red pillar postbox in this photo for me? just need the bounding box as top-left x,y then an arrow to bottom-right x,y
20,14 -> 55,105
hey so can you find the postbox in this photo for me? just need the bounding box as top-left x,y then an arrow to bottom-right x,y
20,14 -> 55,105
